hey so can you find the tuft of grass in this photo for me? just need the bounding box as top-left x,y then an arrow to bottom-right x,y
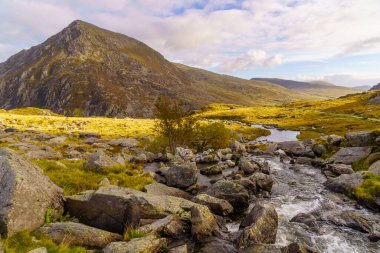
353,173 -> 380,202
123,227 -> 147,241
352,152 -> 380,171
33,159 -> 153,196
3,231 -> 88,253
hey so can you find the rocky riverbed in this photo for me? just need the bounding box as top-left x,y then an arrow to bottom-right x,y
0,128 -> 380,252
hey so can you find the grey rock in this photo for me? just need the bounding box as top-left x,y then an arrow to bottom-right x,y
324,172 -> 363,195
47,136 -> 67,145
84,150 -> 118,170
102,234 -> 166,253
27,247 -> 48,253
250,172 -> 274,193
26,149 -> 62,160
237,203 -> 278,247
175,147 -> 194,161
168,244 -> 188,253
38,222 -> 122,248
230,141 -> 246,153
79,132 -> 101,138
369,160 -> 380,176
192,194 -> 234,216
200,164 -> 227,175
328,147 -> 371,165
290,213 -> 318,229
206,180 -> 249,213
163,163 -> 198,188
325,164 -> 354,176
198,237 -> 237,253
375,136 -> 380,145
84,137 -> 102,145
345,131 -> 376,147
190,205 -> 219,240
139,215 -> 187,239
144,182 -> 192,200
238,157 -> 259,175
240,243 -> 281,253
0,148 -> 64,237
326,134 -> 344,146
312,144 -> 327,157
277,141 -> 314,158
108,138 -> 138,148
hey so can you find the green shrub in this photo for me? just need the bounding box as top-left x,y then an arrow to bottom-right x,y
123,227 -> 147,241
353,173 -> 380,201
191,122 -> 234,152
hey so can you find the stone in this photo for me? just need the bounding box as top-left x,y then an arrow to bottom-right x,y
237,203 -> 278,248
230,141 -> 246,153
277,141 -> 314,158
195,150 -> 222,163
26,149 -> 62,160
238,157 -> 259,175
192,194 -> 234,216
200,164 -> 227,175
332,211 -> 372,233
66,185 -> 206,233
108,138 -> 138,148
144,183 -> 192,200
290,213 -> 318,229
345,131 -> 376,147
79,132 -> 101,138
375,136 -> 380,145
0,148 -> 64,237
84,150 -> 118,170
139,215 -> 187,239
326,134 -> 344,146
175,147 -> 194,161
312,144 -> 327,157
190,205 -> 219,240
163,163 -> 198,188
250,172 -> 274,193
38,222 -> 122,248
198,237 -> 238,253
131,153 -> 147,163
168,244 -> 188,253
27,248 -> 48,253
369,160 -> 380,176
239,243 -> 281,253
112,155 -> 126,166
324,172 -> 363,195
102,234 -> 166,253
47,136 -> 67,145
282,242 -> 318,253
84,137 -> 102,145
328,147 -> 371,165
206,180 -> 249,213
325,164 -> 354,176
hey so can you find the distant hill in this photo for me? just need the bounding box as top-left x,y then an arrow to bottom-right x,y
352,85 -> 371,91
370,83 -> 380,91
251,78 -> 360,98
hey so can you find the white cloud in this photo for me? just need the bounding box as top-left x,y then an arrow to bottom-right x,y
297,73 -> 380,87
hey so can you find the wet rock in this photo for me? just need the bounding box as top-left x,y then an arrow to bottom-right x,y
190,205 -> 219,240
369,160 -> 380,176
103,234 -> 166,253
250,172 -> 274,193
235,178 -> 257,196
144,182 -> 192,200
238,157 -> 259,175
324,172 -> 363,195
175,147 -> 194,161
84,150 -> 118,170
27,248 -> 48,253
312,144 -> 327,157
163,162 -> 198,188
37,222 -> 122,248
337,211 -> 372,233
230,141 -> 246,153
345,131 -> 376,147
0,148 -> 64,237
139,215 -> 187,239
206,180 -> 249,213
328,147 -> 371,165
192,194 -> 234,216
277,141 -> 314,158
198,237 -> 238,253
290,213 -> 318,229
200,164 -> 227,175
325,164 -> 354,176
237,203 -> 278,248
282,242 -> 318,253
108,138 -> 138,148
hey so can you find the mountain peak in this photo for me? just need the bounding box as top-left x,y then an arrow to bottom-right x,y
370,83 -> 380,91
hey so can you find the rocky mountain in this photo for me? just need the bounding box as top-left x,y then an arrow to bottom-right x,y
251,78 -> 360,99
370,83 -> 380,91
0,20 -> 358,118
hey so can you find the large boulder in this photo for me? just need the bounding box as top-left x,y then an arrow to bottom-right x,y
345,131 -> 376,147
143,183 -> 192,200
192,194 -> 234,216
230,141 -> 246,153
250,172 -> 274,193
237,203 -> 278,248
139,215 -> 187,239
325,164 -> 354,177
277,141 -> 314,158
290,213 -> 318,230
238,158 -> 260,175
206,180 -> 249,213
84,150 -> 118,170
198,237 -> 238,253
324,172 -> 363,195
175,147 -> 194,161
66,185 -> 206,233
369,160 -> 380,176
0,148 -> 64,237
103,234 -> 166,253
163,163 -> 198,188
200,164 -> 227,175
190,205 -> 219,240
328,147 -> 371,165
37,222 -> 122,248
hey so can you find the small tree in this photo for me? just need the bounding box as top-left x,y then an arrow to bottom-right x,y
154,96 -> 197,153
192,122 -> 234,152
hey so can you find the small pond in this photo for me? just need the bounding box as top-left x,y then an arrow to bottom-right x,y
251,124 -> 300,143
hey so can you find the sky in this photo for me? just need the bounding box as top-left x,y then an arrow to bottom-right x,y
0,0 -> 380,87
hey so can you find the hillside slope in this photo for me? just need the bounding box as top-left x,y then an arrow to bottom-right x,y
251,78 -> 360,99
0,20 -> 354,117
